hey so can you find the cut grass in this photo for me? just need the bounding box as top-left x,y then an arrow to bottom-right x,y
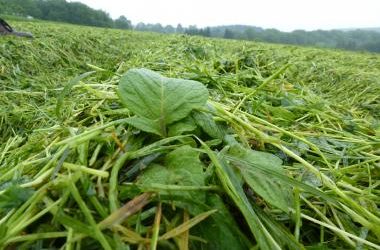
0,20 -> 379,249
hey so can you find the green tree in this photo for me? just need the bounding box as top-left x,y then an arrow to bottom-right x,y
164,25 -> 175,33
223,28 -> 234,39
114,15 -> 131,29
176,24 -> 184,33
203,27 -> 211,37
0,0 -> 119,28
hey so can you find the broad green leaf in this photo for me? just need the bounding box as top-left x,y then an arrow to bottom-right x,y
212,151 -> 282,250
198,139 -> 283,250
225,155 -> 336,204
162,147 -> 206,213
228,143 -> 283,167
228,144 -> 293,213
0,185 -> 35,211
192,111 -> 227,139
136,145 -> 206,214
165,146 -> 205,188
168,116 -> 197,137
190,194 -> 251,250
118,69 -> 208,136
212,150 -> 302,250
251,202 -> 305,250
269,106 -> 297,121
135,164 -> 170,185
124,116 -> 162,136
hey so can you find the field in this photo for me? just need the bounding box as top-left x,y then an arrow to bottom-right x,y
1,20 -> 380,249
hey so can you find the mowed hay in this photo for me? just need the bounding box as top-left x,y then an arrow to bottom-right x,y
0,20 -> 379,249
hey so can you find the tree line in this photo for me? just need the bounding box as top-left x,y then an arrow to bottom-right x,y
135,24 -> 380,53
1,0 -> 379,53
0,0 -> 131,29
217,25 -> 380,53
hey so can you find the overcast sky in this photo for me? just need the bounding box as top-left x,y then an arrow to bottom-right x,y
71,0 -> 380,31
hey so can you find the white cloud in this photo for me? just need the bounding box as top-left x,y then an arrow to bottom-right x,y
70,0 -> 380,31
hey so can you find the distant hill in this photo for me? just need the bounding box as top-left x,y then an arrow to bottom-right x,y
341,27 -> 380,33
366,28 -> 380,32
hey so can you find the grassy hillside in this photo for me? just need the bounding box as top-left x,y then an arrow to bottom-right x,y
1,21 -> 379,249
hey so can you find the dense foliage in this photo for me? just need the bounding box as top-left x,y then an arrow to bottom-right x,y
0,0 -> 131,29
0,20 -> 379,249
